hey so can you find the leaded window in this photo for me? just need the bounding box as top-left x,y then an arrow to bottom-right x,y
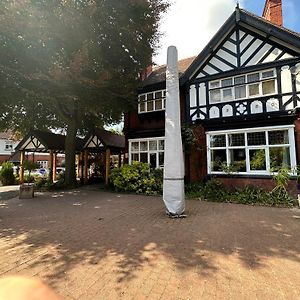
207,126 -> 296,175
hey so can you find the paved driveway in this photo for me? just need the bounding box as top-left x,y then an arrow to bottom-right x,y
0,188 -> 299,299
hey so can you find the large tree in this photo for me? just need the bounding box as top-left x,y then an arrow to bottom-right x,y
0,0 -> 169,186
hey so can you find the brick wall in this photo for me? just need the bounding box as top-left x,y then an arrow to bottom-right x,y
188,124 -> 207,182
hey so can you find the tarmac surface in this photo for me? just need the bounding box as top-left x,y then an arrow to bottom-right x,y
0,188 -> 299,299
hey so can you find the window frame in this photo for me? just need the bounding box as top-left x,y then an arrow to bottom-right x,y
208,69 -> 277,104
129,137 -> 165,168
138,89 -> 166,114
206,125 -> 296,176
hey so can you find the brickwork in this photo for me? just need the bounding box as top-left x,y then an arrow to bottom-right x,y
262,0 -> 283,26
189,124 -> 207,182
0,190 -> 300,299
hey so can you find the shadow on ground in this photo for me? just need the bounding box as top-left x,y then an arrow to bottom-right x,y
0,188 -> 299,288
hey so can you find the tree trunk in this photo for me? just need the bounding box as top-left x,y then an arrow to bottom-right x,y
65,119 -> 77,187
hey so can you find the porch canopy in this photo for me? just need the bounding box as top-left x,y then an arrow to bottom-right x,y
82,128 -> 125,185
15,130 -> 84,183
15,130 -> 84,154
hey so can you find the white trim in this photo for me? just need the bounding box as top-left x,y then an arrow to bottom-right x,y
138,89 -> 166,114
207,125 -> 297,176
128,137 -> 165,168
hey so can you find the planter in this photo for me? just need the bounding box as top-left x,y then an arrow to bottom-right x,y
19,183 -> 34,199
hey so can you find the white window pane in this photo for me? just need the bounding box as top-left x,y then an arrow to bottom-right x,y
149,140 -> 157,151
210,81 -> 220,88
155,99 -> 163,110
223,88 -> 233,101
211,149 -> 227,171
268,130 -> 289,145
228,133 -> 245,146
149,153 -> 157,168
247,132 -> 266,146
147,93 -> 154,100
262,80 -> 275,95
247,73 -> 259,83
140,153 -> 148,163
158,140 -> 164,150
155,91 -> 162,99
234,85 -> 246,99
131,153 -> 139,162
248,83 -> 259,97
139,102 -> 146,112
131,142 -> 139,151
210,90 -> 221,103
270,147 -> 290,171
249,149 -> 266,170
147,101 -> 154,111
221,78 -> 232,87
140,141 -> 148,151
234,75 -> 245,85
139,94 -> 146,101
210,135 -> 226,147
262,70 -> 274,79
229,149 -> 246,172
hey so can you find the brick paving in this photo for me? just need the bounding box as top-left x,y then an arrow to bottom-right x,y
0,188 -> 300,299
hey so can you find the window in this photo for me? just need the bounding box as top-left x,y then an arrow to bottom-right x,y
37,160 -> 48,168
129,137 -> 164,168
4,142 -> 13,151
208,69 -> 277,103
138,90 -> 166,113
207,126 -> 296,175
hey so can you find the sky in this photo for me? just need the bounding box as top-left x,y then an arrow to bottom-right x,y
154,0 -> 300,65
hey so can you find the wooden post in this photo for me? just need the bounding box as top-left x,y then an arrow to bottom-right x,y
84,150 -> 88,184
49,150 -> 53,183
19,150 -> 25,184
76,154 -> 80,178
80,152 -> 84,183
105,148 -> 111,186
52,153 -> 57,182
118,152 -> 122,168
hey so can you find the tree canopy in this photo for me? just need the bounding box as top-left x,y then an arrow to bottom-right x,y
0,0 -> 169,185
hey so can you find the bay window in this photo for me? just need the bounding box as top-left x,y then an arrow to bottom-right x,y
207,126 -> 296,175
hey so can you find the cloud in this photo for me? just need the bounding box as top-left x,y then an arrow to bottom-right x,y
154,0 -> 243,65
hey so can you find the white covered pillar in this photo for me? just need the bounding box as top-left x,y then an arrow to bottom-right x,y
163,46 -> 185,216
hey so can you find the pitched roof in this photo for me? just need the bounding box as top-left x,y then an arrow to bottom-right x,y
181,8 -> 300,84
15,130 -> 84,153
83,128 -> 125,150
140,56 -> 196,88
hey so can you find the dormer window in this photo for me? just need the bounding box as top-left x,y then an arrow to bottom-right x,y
138,89 -> 166,113
209,69 -> 276,104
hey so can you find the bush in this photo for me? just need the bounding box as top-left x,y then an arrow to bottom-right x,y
186,173 -> 294,207
109,162 -> 163,195
24,174 -> 35,183
0,162 -> 15,185
185,179 -> 228,202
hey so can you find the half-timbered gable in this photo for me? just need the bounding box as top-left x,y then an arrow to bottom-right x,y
182,8 -> 300,122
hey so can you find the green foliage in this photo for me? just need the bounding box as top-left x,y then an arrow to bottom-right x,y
109,162 -> 163,195
23,160 -> 40,175
0,162 -> 15,185
24,174 -> 35,183
186,169 -> 294,207
0,0 -> 169,186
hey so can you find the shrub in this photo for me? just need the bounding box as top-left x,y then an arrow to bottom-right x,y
0,162 -> 15,185
109,162 -> 163,195
185,179 -> 228,201
24,174 -> 35,183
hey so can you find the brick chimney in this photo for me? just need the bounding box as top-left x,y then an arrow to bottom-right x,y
262,0 -> 283,26
140,65 -> 153,81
